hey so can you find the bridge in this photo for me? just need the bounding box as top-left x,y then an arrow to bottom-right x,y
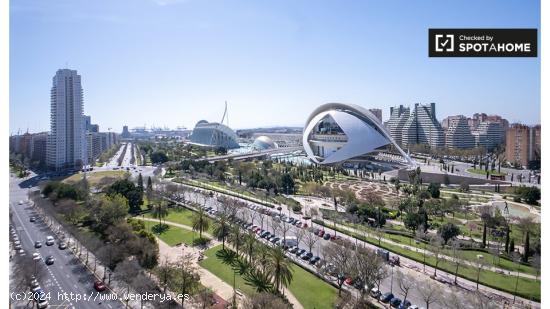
206,146 -> 304,163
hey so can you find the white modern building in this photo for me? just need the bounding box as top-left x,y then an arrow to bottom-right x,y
189,120 -> 240,149
303,103 -> 413,165
46,69 -> 88,170
252,136 -> 278,150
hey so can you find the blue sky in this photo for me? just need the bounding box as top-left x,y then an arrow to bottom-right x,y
10,0 -> 540,134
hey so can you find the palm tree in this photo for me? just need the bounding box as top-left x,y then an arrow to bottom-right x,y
151,201 -> 168,227
228,224 -> 243,256
243,232 -> 256,264
212,214 -> 230,249
191,208 -> 209,239
244,268 -> 273,293
266,247 -> 293,293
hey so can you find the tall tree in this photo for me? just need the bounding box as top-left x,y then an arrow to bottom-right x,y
266,247 -> 293,293
137,173 -> 144,191
191,208 -> 209,239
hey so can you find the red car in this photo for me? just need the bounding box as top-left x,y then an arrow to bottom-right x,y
344,277 -> 353,285
318,230 -> 325,237
94,280 -> 106,292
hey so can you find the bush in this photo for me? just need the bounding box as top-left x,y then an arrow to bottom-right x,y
193,237 -> 210,246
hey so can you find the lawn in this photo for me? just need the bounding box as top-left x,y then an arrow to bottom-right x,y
63,170 -> 129,186
199,245 -> 257,296
199,245 -> 339,309
467,168 -> 505,177
139,219 -> 201,246
288,264 -> 338,309
144,207 -> 215,234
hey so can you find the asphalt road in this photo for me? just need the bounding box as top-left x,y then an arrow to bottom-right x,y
9,176 -> 124,309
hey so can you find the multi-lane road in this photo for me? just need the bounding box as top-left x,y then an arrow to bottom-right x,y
9,176 -> 124,309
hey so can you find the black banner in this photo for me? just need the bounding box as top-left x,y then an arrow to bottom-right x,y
429,29 -> 537,57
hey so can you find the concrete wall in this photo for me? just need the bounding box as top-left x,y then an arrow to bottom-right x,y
397,168 -> 510,186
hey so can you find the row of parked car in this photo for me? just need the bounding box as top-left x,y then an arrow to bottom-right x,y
369,287 -> 420,308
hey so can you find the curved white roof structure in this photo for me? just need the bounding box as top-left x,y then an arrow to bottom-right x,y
189,120 -> 240,149
303,103 -> 413,165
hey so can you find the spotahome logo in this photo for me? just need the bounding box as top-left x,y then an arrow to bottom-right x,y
429,29 -> 537,57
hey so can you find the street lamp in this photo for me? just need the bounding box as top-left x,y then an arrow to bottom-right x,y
390,264 -> 395,294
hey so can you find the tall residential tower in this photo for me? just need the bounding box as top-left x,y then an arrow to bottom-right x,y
46,69 -> 87,170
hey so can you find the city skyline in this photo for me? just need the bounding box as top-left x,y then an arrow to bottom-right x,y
10,0 -> 540,134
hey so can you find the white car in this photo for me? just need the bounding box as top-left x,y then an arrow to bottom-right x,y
18,200 -> 24,205
45,236 -> 55,246
32,253 -> 41,261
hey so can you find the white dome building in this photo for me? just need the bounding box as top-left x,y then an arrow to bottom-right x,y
252,136 -> 278,150
303,103 -> 413,165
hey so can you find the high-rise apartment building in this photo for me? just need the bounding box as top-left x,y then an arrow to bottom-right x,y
473,121 -> 504,151
401,103 -> 445,148
505,124 -> 541,167
386,105 -> 410,145
47,69 -> 88,170
368,108 -> 383,122
445,116 -> 474,149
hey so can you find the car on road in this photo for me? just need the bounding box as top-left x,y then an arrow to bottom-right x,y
30,278 -> 40,289
58,242 -> 67,250
34,241 -> 42,248
46,236 -> 55,246
380,292 -> 394,303
309,256 -> 321,265
390,297 -> 402,308
295,249 -> 306,257
45,256 -> 55,265
94,280 -> 107,292
30,217 -> 36,222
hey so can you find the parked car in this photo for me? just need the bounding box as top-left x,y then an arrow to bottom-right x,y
32,253 -> 41,261
323,233 -> 331,240
309,256 -> 321,265
289,246 -> 299,254
390,297 -> 402,308
58,242 -> 67,250
34,241 -> 42,248
295,249 -> 306,256
380,292 -> 394,303
94,280 -> 107,292
344,277 -> 353,285
301,252 -> 313,261
398,300 -> 411,309
369,287 -> 381,298
46,236 -> 55,246
30,217 -> 36,222
45,256 -> 55,265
